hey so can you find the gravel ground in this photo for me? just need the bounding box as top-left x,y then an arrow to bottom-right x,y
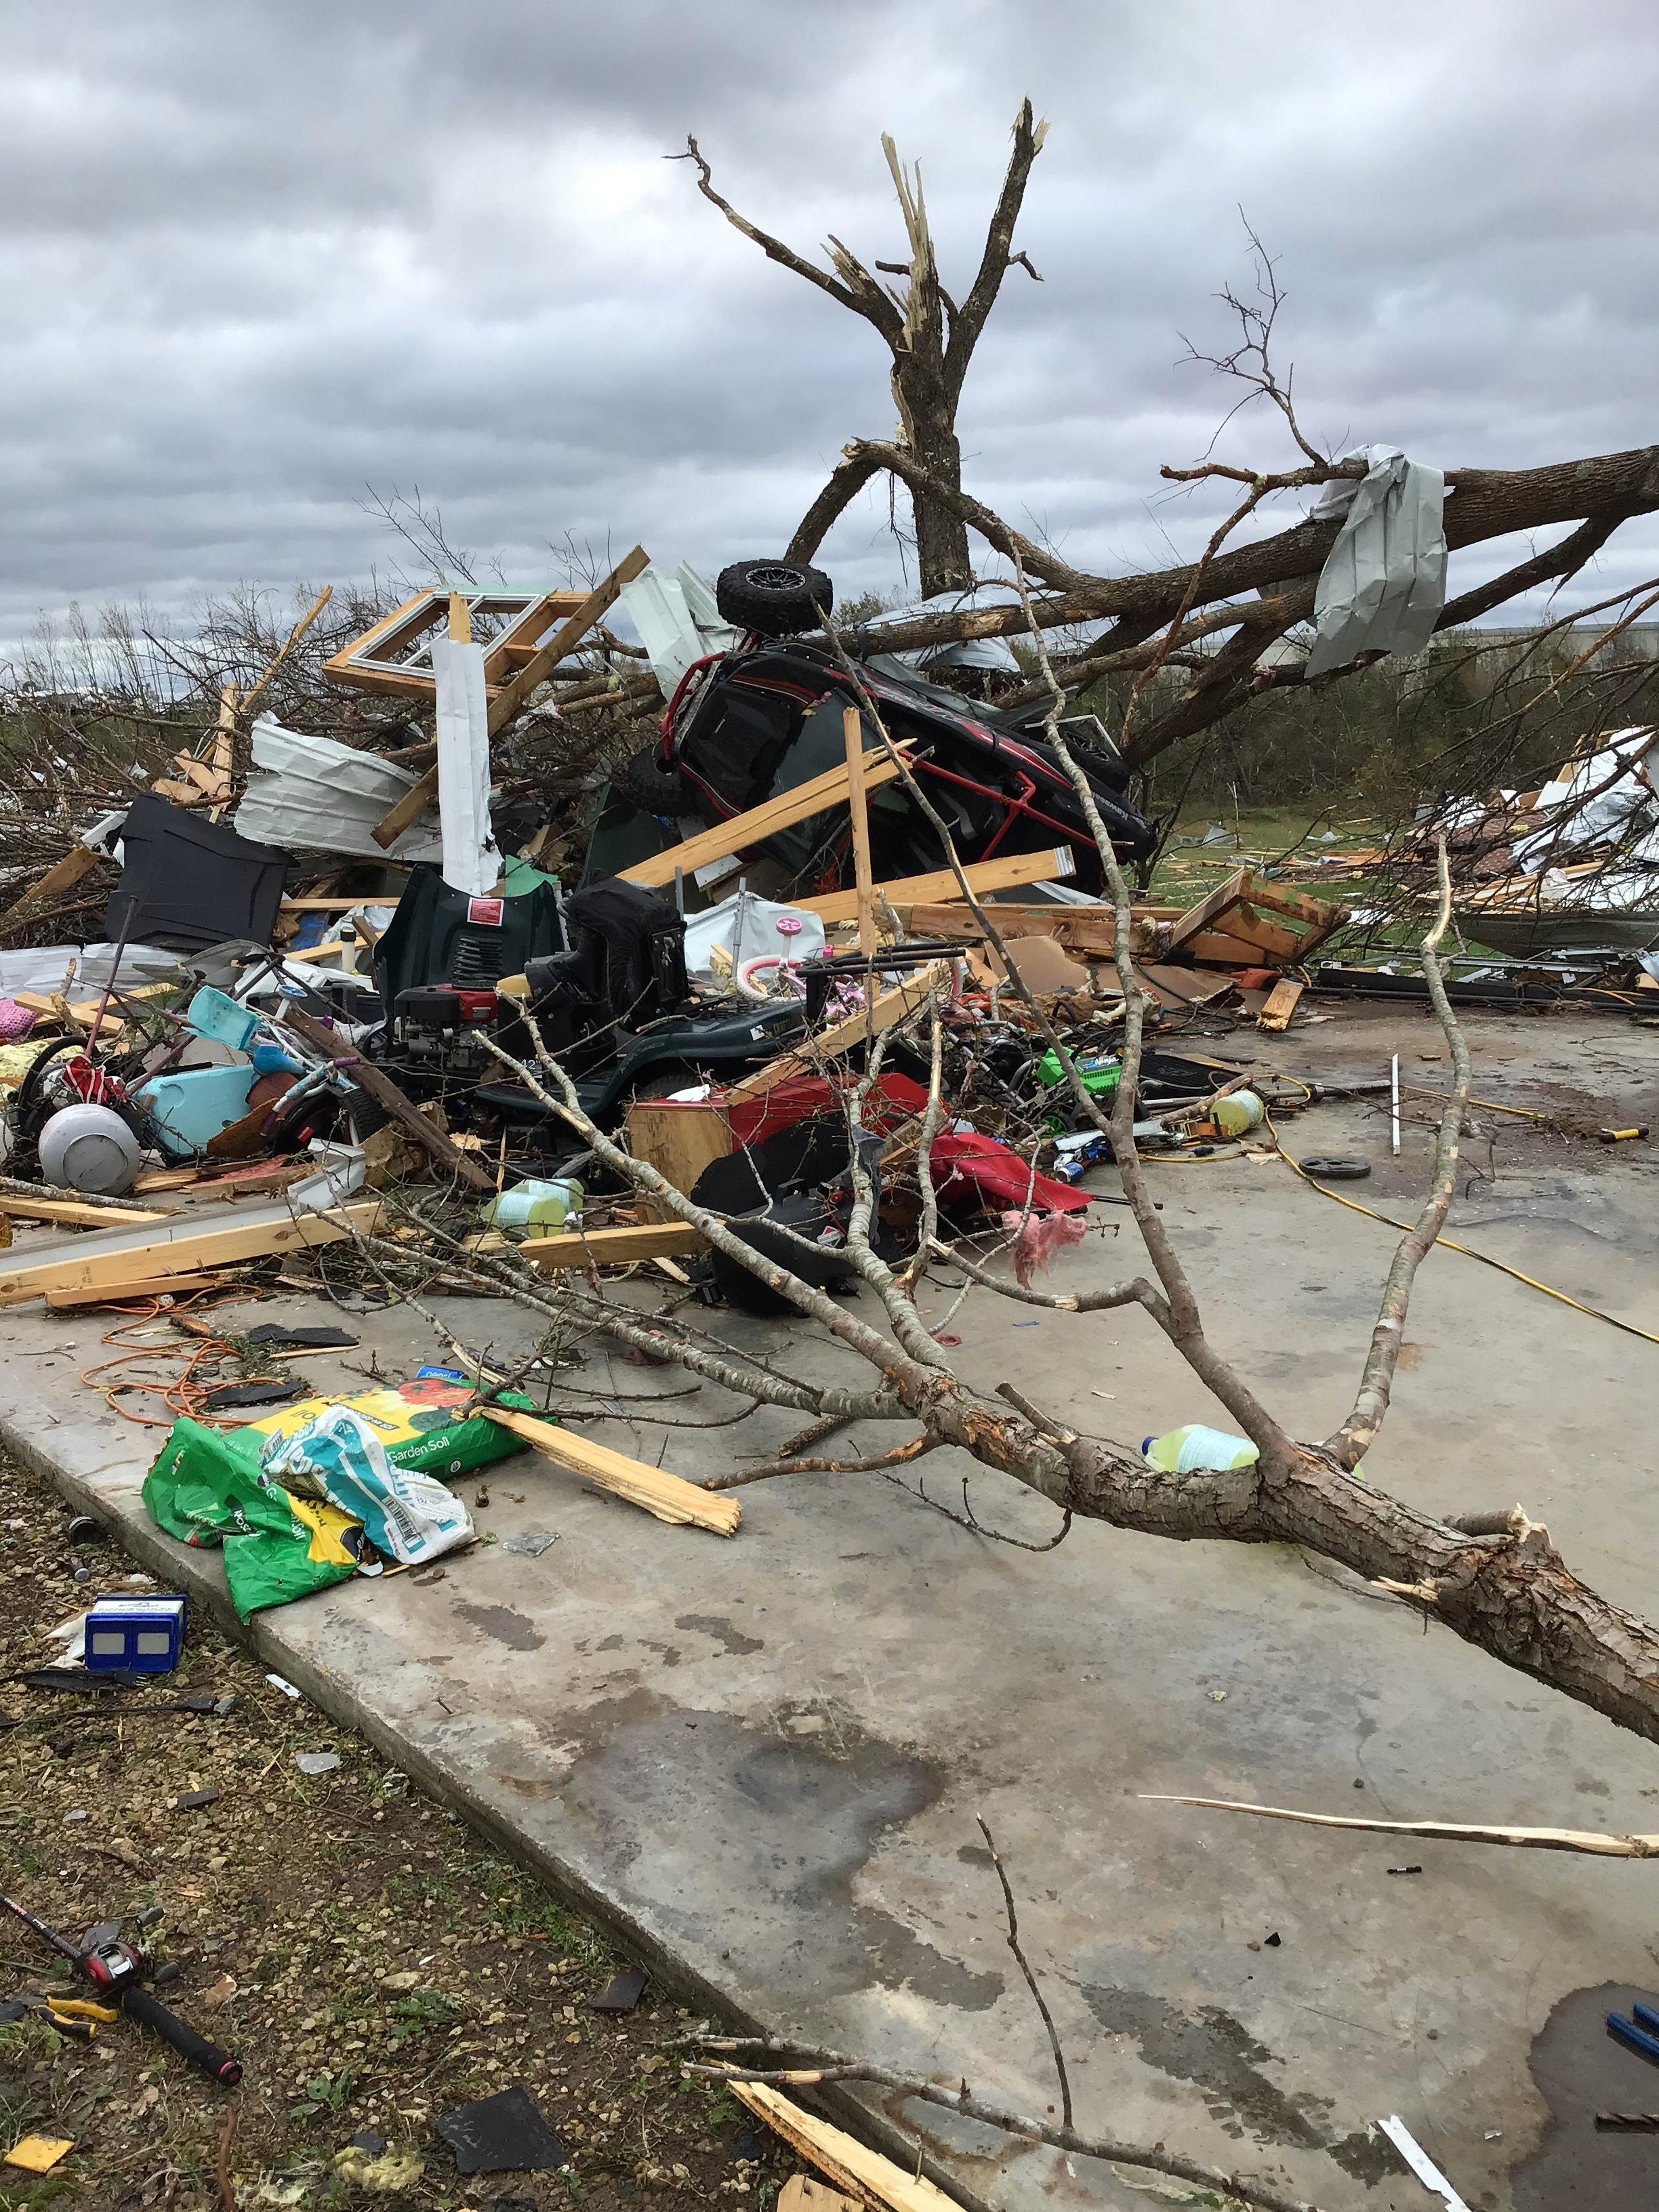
0,1446 -> 800,2212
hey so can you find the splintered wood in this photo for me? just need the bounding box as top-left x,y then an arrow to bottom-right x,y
481,1406 -> 741,1536
1256,978 -> 1304,1031
726,2083 -> 959,2212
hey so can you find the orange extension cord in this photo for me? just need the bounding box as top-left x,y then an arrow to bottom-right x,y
79,1285 -> 270,1429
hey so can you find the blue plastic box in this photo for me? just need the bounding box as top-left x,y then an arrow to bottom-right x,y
84,1594 -> 187,1673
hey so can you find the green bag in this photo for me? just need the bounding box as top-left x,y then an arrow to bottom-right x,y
143,1418 -> 360,1621
239,1377 -> 534,1479
143,1380 -> 537,1620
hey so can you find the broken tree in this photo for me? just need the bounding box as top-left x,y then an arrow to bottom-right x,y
683,102 -> 1047,596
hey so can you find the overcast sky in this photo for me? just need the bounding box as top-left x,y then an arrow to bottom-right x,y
4,0 -> 1657,647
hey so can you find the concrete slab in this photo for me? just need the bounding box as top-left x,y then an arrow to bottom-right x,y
5,1000 -> 1659,2211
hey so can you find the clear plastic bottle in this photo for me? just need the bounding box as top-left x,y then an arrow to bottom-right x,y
1142,1425 -> 1260,1473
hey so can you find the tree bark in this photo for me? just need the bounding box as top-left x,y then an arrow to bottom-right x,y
903,420 -> 973,594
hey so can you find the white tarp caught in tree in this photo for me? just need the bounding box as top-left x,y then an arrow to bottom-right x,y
233,716 -> 442,863
1305,444 -> 1448,677
618,562 -> 738,693
430,635 -> 499,897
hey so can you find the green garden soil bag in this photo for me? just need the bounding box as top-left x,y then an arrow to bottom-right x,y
142,1417 -> 361,1620
143,1377 -> 535,1620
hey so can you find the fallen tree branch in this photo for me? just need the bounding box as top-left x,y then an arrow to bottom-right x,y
691,2045 -> 1322,2212
1326,835 -> 1469,1468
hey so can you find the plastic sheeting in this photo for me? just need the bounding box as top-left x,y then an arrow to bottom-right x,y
681,888 -> 825,985
0,941 -> 178,998
1305,444 -> 1448,678
430,634 -> 500,897
234,716 -> 442,863
1515,726 -> 1659,867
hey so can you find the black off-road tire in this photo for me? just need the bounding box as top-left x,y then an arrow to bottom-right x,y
714,558 -> 834,638
612,744 -> 693,821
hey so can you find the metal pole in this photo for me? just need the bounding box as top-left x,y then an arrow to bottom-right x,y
1391,1053 -> 1400,1155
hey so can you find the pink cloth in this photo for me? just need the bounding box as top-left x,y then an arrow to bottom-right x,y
0,999 -> 35,1040
1000,1208 -> 1088,1287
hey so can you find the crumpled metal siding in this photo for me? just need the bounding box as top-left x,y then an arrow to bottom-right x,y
1305,443 -> 1448,677
234,715 -> 443,862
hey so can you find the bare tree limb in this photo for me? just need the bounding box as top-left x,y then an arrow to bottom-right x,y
1326,838 -> 1469,1468
785,447 -> 886,565
976,1814 -> 1071,2129
677,137 -> 899,337
1008,555 -> 1298,1465
1143,1794 -> 1659,1859
1437,511 -> 1626,630
689,2042 -> 1322,2212
942,98 -> 1048,396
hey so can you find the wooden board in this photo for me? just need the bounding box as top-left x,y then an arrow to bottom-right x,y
800,847 -> 1074,927
724,962 -> 949,1105
323,587 -> 591,703
1165,867 -> 1348,968
269,939 -> 353,966
727,2083 -> 959,2212
623,1099 -> 734,1210
1134,962 -> 1237,1011
371,762 -> 440,851
0,1195 -> 169,1229
44,1269 -> 245,1311
0,844 -> 104,930
480,1406 -> 740,1535
903,901 -> 1159,958
487,547 -> 650,733
133,1168 -> 203,1194
280,897 -> 395,914
779,2178 -> 861,2212
470,1220 -> 706,1269
1164,865 -> 1253,950
0,1200 -> 383,1307
1182,929 -> 1277,968
619,752 -> 908,890
1256,978 -> 1305,1032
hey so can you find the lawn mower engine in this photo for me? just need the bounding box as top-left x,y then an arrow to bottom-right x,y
373,879 -> 696,1121
384,985 -> 502,1082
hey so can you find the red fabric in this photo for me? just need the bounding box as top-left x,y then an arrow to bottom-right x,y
928,1130 -> 1088,1217
55,1054 -> 127,1108
724,1071 -> 929,1149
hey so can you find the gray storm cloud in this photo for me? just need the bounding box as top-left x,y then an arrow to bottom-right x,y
2,0 -> 1656,639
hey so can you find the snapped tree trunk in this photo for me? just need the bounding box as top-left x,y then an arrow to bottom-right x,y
685,104 -> 1046,598
903,420 -> 973,595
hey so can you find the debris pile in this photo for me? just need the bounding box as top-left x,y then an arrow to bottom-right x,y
1428,724 -> 1659,950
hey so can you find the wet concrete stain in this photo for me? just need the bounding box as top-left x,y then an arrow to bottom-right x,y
675,1613 -> 764,1657
1084,1986 -> 1332,2152
1324,2129 -> 1401,2186
1511,1982 -> 1659,2207
452,1601 -> 545,1652
552,1688 -> 1002,2011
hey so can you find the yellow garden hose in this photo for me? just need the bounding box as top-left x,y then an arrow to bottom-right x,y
1272,1123 -> 1659,1349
